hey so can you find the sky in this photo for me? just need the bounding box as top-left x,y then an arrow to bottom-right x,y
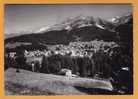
4,4 -> 132,34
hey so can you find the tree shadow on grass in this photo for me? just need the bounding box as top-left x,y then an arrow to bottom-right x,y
73,86 -> 120,95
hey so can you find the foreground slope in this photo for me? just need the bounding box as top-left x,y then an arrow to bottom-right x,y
5,68 -> 113,95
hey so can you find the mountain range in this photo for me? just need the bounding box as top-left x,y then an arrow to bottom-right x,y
5,13 -> 133,49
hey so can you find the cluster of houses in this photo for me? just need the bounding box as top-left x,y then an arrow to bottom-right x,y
7,40 -> 119,59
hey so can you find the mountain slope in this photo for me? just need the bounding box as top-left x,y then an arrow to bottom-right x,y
5,25 -> 117,45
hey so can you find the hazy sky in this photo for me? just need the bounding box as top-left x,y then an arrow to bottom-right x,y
5,4 -> 132,34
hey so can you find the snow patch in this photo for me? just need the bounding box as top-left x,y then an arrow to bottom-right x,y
65,25 -> 72,31
78,24 -> 92,28
36,26 -> 50,33
111,18 -> 116,22
95,23 -> 105,29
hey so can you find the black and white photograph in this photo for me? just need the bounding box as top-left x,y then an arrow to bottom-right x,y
4,4 -> 133,95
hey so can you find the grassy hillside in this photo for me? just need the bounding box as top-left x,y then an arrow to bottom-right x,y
5,68 -> 113,95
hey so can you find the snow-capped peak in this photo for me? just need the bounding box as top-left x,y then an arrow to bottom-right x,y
35,15 -> 114,33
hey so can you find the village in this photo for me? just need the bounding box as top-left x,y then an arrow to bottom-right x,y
12,40 -> 118,58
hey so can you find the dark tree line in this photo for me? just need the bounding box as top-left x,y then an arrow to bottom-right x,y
39,52 -> 112,78
5,48 -> 131,79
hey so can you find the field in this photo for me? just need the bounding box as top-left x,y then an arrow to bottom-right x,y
5,68 -> 113,95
